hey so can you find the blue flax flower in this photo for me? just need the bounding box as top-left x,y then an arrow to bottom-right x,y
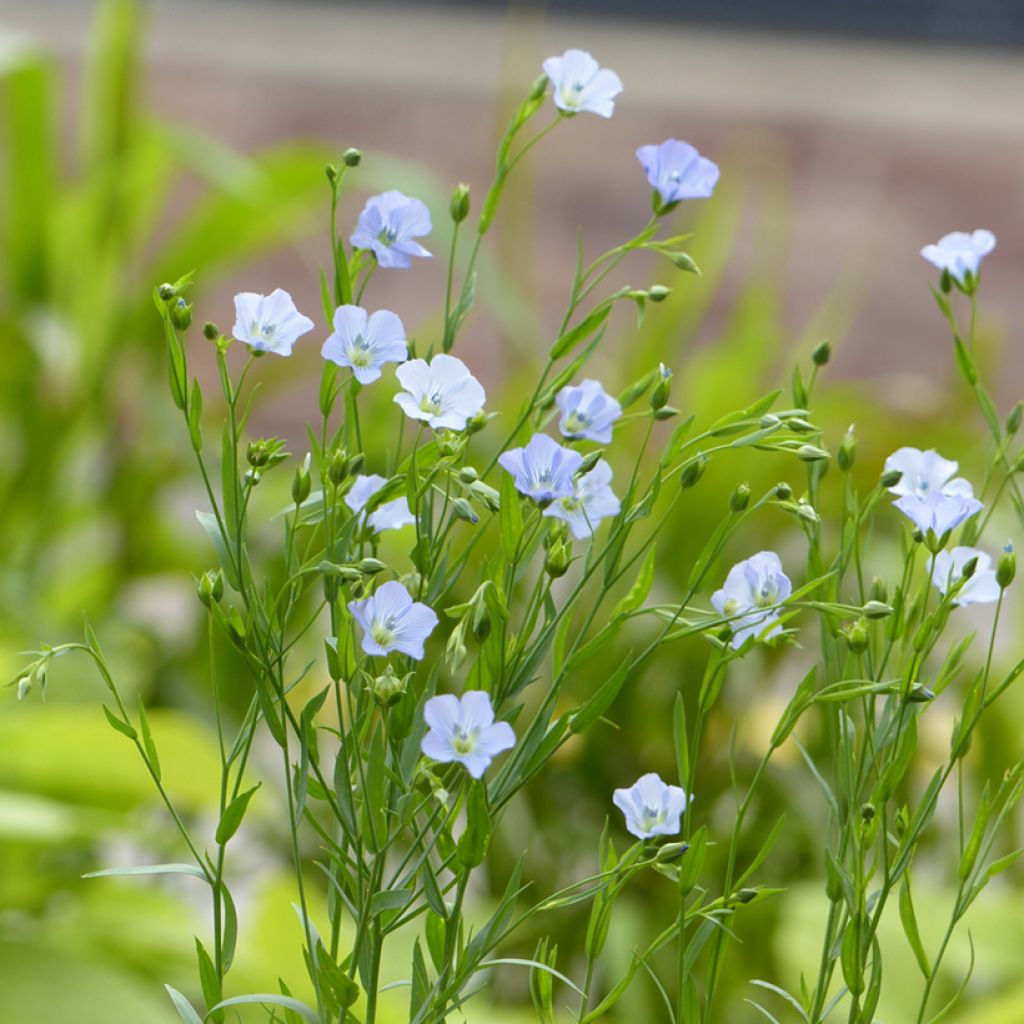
344,474 -> 415,534
232,289 -> 314,356
349,581 -> 438,660
351,191 -> 432,269
499,433 -> 583,502
542,49 -> 623,118
543,459 -> 620,539
712,551 -> 792,650
613,773 -> 689,839
322,305 -> 407,384
421,691 -> 515,779
556,379 -> 622,443
636,139 -> 719,206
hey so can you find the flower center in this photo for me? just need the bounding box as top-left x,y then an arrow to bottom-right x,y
564,411 -> 588,433
370,619 -> 396,648
754,582 -> 778,609
452,727 -> 478,755
639,805 -> 664,832
251,320 -> 276,343
561,80 -> 585,107
560,495 -> 582,512
419,391 -> 444,415
347,336 -> 372,367
377,225 -> 398,246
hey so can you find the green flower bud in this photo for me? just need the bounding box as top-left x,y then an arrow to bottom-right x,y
346,452 -> 365,476
648,284 -> 670,303
545,541 -> 572,579
16,675 -> 31,701
527,74 -> 549,101
327,449 -> 349,485
579,449 -> 604,474
458,466 -> 479,483
203,321 -> 220,341
860,802 -> 876,822
907,683 -> 936,704
760,414 -> 781,429
373,666 -> 406,707
960,555 -> 979,580
471,598 -> 491,642
450,497 -> 478,524
325,163 -> 340,185
997,543 -> 1016,588
466,411 -> 488,435
843,618 -> 869,654
735,888 -> 758,905
157,282 -> 176,301
812,339 -> 831,366
169,297 -> 193,331
357,558 -> 388,575
940,267 -> 952,294
837,426 -> 857,472
880,468 -> 903,489
870,576 -> 888,603
797,444 -> 830,463
671,252 -> 700,274
650,364 -> 673,411
292,453 -> 312,505
469,480 -> 500,512
450,182 -> 471,224
679,454 -> 707,489
342,147 -> 362,167
862,600 -> 892,620
774,481 -> 793,500
1006,401 -> 1023,437
730,482 -> 751,512
198,569 -> 224,608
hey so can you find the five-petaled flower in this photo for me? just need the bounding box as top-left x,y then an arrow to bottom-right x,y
349,581 -> 438,660
394,354 -> 486,431
499,433 -> 583,503
345,474 -> 415,534
920,230 -> 995,287
885,447 -> 982,538
613,773 -> 689,840
543,459 -> 620,538
232,290 -> 314,356
932,546 -> 1001,606
556,379 -> 622,443
421,691 -> 516,779
542,49 -> 623,118
636,139 -> 720,207
351,190 -> 433,269
322,305 -> 408,384
712,551 -> 792,650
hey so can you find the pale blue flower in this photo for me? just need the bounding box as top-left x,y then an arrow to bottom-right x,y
421,691 -> 516,779
556,379 -> 622,443
884,447 -> 974,500
613,773 -> 689,840
499,433 -> 583,503
636,139 -> 719,206
394,354 -> 486,431
322,305 -> 407,384
542,49 -> 623,118
349,580 -> 438,660
711,551 -> 792,650
344,474 -> 415,534
895,491 -> 982,537
351,190 -> 432,269
232,289 -> 314,356
543,459 -> 620,539
932,546 -> 1001,606
920,230 -> 995,285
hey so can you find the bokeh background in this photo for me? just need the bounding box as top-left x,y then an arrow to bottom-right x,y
1,1 -> 1023,1021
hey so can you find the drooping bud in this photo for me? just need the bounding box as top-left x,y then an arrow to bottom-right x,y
862,600 -> 892,620
157,282 -> 176,301
579,449 -> 604,474
671,252 -> 700,274
466,411 -> 488,435
357,558 -> 388,575
450,497 -> 479,524
450,183 -> 471,224
797,444 -> 830,463
774,482 -> 793,501
458,466 -> 479,483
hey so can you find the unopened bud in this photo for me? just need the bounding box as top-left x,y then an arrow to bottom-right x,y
997,543 -> 1016,588
292,454 -> 312,505
16,675 -> 31,701
843,618 -> 869,654
797,444 -> 830,463
203,321 -> 220,342
860,802 -> 876,822
458,466 -> 479,483
870,577 -> 888,603
812,339 -> 831,366
466,411 -> 488,435
471,600 -> 491,642
328,449 -> 349,485
579,449 -> 604,474
358,558 -> 388,575
735,888 -> 758,905
346,453 -> 365,476
679,454 -> 706,490
862,600 -> 892,620
648,285 -> 670,303
907,683 -> 936,704
880,468 -> 903,489
960,555 -> 979,580
730,482 -> 751,512
774,482 -> 793,501
342,147 -> 362,167
545,542 -> 572,579
1006,401 -> 1023,437
650,364 -> 673,411
158,282 -> 176,301
451,497 -> 478,524
169,297 -> 192,330
325,163 -> 339,186
671,252 -> 700,274
527,74 -> 548,102
837,426 -> 856,472
373,667 -> 406,707
198,569 -> 224,608
469,480 -> 500,512
450,183 -> 471,224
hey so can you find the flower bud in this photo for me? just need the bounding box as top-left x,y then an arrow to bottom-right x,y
325,163 -> 340,185
157,282 -> 176,301
940,267 -> 952,294
648,285 -> 670,303
346,452 -> 365,476
358,558 -> 388,575
862,600 -> 892,620
373,666 -> 406,707
438,432 -> 465,458
466,411 -> 488,435
774,482 -> 792,501
796,502 -> 820,525
16,675 -> 31,701
671,252 -> 700,274
527,74 -> 548,101
679,454 -> 706,489
198,569 -> 224,608
342,147 -> 362,167
860,802 -> 876,822
650,364 -> 673,411
907,683 -> 936,703
735,888 -> 758,904
327,449 -> 349,485
458,466 -> 479,483
451,497 -> 479,524
545,541 -> 572,578
837,426 -> 856,472
730,482 -> 751,512
450,182 -> 471,224
812,340 -> 831,366
471,599 -> 491,642
292,453 -> 312,505
880,468 -> 903,489
1006,401 -> 1023,437
203,321 -> 220,342
997,543 -> 1016,589
960,555 -> 979,580
870,577 -> 888,603
843,618 -> 869,654
579,449 -> 604,474
797,444 -> 830,463
169,297 -> 193,330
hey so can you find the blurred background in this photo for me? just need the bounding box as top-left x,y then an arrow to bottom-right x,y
1,1 -> 1022,1022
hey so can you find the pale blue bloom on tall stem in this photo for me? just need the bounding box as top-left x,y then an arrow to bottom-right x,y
636,139 -> 719,207
556,379 -> 622,443
349,581 -> 438,660
351,191 -> 433,269
499,433 -> 583,503
885,447 -> 982,536
542,49 -> 623,118
321,305 -> 407,384
932,546 -> 1001,606
345,474 -> 415,534
920,230 -> 995,286
543,459 -> 620,539
394,354 -> 486,431
232,289 -> 314,356
421,691 -> 515,779
613,773 -> 689,839
711,551 -> 792,650
895,490 -> 982,537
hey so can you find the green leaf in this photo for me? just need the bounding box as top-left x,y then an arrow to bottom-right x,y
215,784 -> 260,845
457,780 -> 493,869
581,954 -> 641,1023
898,877 -> 930,978
101,704 -> 136,740
165,985 -> 204,1024
137,696 -> 160,782
610,546 -> 656,619
569,656 -> 632,734
207,994 -> 320,1024
550,303 -> 612,359
83,862 -> 208,881
369,888 -> 415,918
499,471 -> 523,562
